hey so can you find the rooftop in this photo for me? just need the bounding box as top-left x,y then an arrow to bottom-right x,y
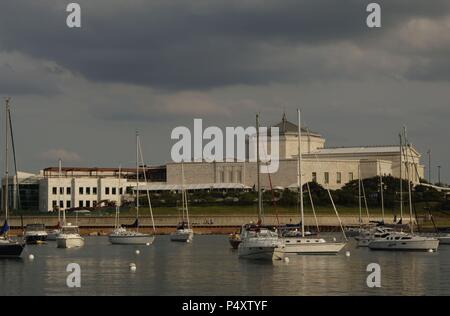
133,183 -> 251,191
271,113 -> 321,137
310,145 -> 419,156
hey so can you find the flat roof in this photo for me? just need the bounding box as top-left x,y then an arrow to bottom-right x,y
311,145 -> 419,156
43,166 -> 166,172
133,183 -> 251,191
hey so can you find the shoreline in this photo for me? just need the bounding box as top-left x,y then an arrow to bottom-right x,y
6,214 -> 446,236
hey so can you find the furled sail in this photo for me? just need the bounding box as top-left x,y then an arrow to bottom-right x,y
0,220 -> 9,235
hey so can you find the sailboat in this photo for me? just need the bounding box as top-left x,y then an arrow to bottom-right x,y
55,160 -> 84,249
355,162 -> 386,247
47,159 -> 63,241
170,163 -> 194,242
0,98 -> 25,258
109,132 -> 156,245
368,128 -> 439,251
237,114 -> 284,260
280,109 -> 346,255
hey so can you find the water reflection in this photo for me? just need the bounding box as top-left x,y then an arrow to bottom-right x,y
0,236 -> 449,295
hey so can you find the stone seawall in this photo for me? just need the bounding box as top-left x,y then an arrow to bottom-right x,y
8,214 -> 401,227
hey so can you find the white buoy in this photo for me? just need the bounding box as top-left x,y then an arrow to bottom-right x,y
146,243 -> 150,246
28,254 -> 34,261
284,257 -> 290,263
428,249 -> 434,253
129,263 -> 136,271
187,239 -> 190,243
333,237 -> 337,242
135,250 -> 140,255
345,251 -> 351,257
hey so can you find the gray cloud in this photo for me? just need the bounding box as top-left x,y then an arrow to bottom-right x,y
0,1 -> 450,183
1,0 -> 450,91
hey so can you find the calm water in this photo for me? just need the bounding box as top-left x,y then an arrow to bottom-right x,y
1,235 -> 449,296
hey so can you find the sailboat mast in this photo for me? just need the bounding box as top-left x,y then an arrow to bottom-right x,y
181,162 -> 190,229
115,165 -> 121,229
59,159 -> 65,225
403,127 -> 414,234
399,133 -> 403,221
297,109 -> 305,237
256,114 -> 262,222
379,161 -> 385,223
358,163 -> 362,226
4,98 -> 10,222
136,131 -> 140,232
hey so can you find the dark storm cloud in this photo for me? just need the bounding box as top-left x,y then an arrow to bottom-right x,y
1,0 -> 450,91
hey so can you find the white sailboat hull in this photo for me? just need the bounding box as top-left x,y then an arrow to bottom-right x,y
368,238 -> 439,251
238,246 -> 282,260
170,229 -> 194,242
282,238 -> 346,254
57,236 -> 84,249
109,234 -> 155,245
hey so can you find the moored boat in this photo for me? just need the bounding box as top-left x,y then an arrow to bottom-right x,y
368,232 -> 439,251
109,227 -> 155,245
0,99 -> 25,258
56,224 -> 84,249
280,109 -> 346,255
238,224 -> 284,260
170,163 -> 194,243
25,224 -> 48,244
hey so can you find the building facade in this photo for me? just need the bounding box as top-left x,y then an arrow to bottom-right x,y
2,114 -> 424,212
166,114 -> 424,190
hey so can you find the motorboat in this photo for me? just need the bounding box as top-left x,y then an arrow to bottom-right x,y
238,224 -> 284,260
56,224 -> 84,249
24,224 -> 48,244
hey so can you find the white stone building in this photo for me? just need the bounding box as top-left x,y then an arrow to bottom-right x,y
166,114 -> 424,190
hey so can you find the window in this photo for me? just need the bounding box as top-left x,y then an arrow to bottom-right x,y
349,172 -> 354,182
79,200 -> 83,207
59,201 -> 64,208
112,187 -> 117,195
237,171 -> 242,183
219,171 -> 224,182
312,172 -> 317,183
93,201 -> 97,207
229,171 -> 234,183
86,187 -> 91,195
324,172 -> 329,184
66,201 -> 71,208
105,187 -> 110,195
66,187 -> 71,195
93,187 -> 97,195
86,201 -> 91,207
337,172 -> 342,184
119,188 -> 123,195
52,200 -> 57,207
59,187 -> 64,195
79,187 -> 84,195
52,187 -> 57,195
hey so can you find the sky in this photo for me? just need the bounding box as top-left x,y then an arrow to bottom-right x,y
0,0 -> 449,183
